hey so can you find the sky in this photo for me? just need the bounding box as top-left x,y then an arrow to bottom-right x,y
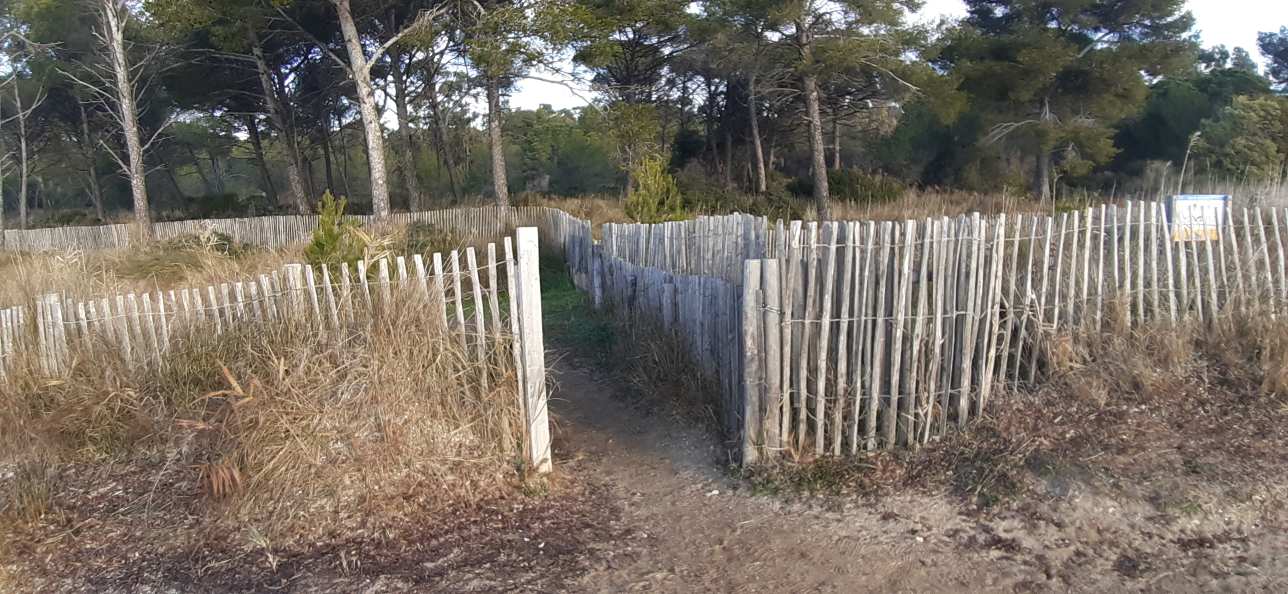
508,0 -> 1288,111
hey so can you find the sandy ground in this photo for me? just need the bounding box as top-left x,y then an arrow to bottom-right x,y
549,358 -> 1288,593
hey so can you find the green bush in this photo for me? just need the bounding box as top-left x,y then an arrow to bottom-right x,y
625,155 -> 687,223
304,191 -> 363,266
788,169 -> 907,204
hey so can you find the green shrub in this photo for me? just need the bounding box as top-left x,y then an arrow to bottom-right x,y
789,169 -> 907,204
304,191 -> 363,266
625,155 -> 687,223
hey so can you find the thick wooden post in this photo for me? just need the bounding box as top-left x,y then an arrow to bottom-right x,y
515,227 -> 552,474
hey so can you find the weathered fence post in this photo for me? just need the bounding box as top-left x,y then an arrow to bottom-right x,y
515,227 -> 552,474
591,246 -> 605,310
41,293 -> 67,374
284,264 -> 306,321
741,259 -> 764,464
661,282 -> 676,330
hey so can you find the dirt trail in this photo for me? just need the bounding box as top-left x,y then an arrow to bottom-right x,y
550,358 -> 1011,593
547,353 -> 1288,593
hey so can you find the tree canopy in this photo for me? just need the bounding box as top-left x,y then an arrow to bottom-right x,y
0,0 -> 1283,229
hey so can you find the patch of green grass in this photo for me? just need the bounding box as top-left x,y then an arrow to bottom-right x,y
539,256 -> 614,360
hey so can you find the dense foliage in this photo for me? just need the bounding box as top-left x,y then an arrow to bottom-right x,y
304,191 -> 362,265
625,155 -> 685,223
0,1 -> 1284,228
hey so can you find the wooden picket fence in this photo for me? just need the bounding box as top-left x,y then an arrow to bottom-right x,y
538,200 -> 1288,462
593,215 -> 766,437
8,200 -> 1285,467
740,201 -> 1288,462
0,205 -> 576,252
0,225 -> 552,473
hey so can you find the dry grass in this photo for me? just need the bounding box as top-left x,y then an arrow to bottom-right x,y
823,188 -> 1042,222
519,189 -> 1048,228
618,321 -> 724,434
0,232 -> 298,308
0,219 -> 508,311
0,289 -> 524,543
517,194 -> 635,229
745,311 -> 1288,514
1118,165 -> 1288,207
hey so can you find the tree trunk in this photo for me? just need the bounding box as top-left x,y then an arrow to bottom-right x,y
103,0 -> 151,235
80,101 -> 106,220
1034,150 -> 1051,203
703,77 -> 717,167
0,136 -> 5,246
803,75 -> 831,219
1034,96 -> 1053,203
723,128 -> 734,190
334,0 -> 392,218
244,114 -> 278,204
748,73 -> 767,194
157,152 -> 186,199
798,17 -> 830,220
336,113 -> 353,198
426,80 -> 462,202
679,73 -> 691,131
832,114 -> 842,170
86,168 -> 105,221
185,146 -> 216,195
248,27 -> 308,213
321,132 -> 335,194
211,152 -> 225,194
15,86 -> 29,230
485,76 -> 510,207
390,52 -> 424,210
305,158 -> 316,199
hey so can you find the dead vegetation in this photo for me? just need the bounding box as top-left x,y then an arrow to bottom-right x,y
517,189 -> 1048,229
744,309 -> 1288,520
0,219 -> 495,311
616,322 -> 725,434
0,230 -> 296,307
0,290 -> 553,590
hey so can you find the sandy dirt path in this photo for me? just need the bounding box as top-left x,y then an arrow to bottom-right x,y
551,359 -> 1023,593
546,352 -> 1288,594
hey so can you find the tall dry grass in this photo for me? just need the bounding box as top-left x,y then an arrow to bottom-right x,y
1118,162 -> 1288,207
0,289 -> 524,539
739,301 -> 1288,506
823,187 -> 1041,222
517,194 -> 636,228
520,189 -> 1049,227
0,219 -> 498,312
0,231 -> 299,309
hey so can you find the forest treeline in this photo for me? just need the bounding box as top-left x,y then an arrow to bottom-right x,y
0,0 -> 1286,230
